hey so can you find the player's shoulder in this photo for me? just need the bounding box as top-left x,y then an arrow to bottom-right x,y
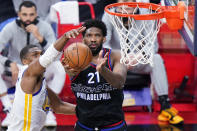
105,48 -> 121,60
19,65 -> 28,74
17,65 -> 28,82
111,49 -> 121,56
102,48 -> 120,54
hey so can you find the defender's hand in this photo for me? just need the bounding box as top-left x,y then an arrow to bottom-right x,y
64,26 -> 86,39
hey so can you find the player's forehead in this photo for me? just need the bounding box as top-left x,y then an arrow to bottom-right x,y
19,7 -> 36,16
28,47 -> 42,54
85,27 -> 103,35
20,6 -> 36,12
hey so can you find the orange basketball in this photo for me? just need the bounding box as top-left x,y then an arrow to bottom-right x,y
64,42 -> 92,70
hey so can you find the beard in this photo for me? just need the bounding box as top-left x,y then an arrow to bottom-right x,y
20,18 -> 38,27
21,20 -> 32,27
90,44 -> 103,56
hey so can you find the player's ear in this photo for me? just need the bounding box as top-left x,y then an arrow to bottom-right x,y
22,59 -> 28,65
17,11 -> 21,17
103,37 -> 106,43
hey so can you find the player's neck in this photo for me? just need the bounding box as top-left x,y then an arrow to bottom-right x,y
91,55 -> 99,64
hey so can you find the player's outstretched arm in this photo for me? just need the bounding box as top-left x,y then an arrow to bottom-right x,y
47,88 -> 76,115
21,27 -> 86,94
96,50 -> 127,89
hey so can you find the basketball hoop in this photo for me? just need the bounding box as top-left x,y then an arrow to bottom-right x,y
105,2 -> 185,66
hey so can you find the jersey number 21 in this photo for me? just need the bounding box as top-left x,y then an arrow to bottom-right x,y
88,71 -> 100,84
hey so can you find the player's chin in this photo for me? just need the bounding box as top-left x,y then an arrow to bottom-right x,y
89,47 -> 97,51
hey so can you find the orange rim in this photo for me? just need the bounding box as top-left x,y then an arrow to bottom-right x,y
105,2 -> 185,20
105,2 -> 164,20
104,2 -> 186,30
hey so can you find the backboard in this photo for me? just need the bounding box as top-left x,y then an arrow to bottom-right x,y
164,0 -> 196,56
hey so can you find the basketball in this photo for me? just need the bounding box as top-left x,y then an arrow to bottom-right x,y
64,42 -> 92,70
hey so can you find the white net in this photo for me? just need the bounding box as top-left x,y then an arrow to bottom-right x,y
106,4 -> 163,66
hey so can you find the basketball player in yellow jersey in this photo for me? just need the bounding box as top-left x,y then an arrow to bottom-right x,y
7,26 -> 86,131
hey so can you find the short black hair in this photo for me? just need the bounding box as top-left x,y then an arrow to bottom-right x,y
20,44 -> 39,61
19,1 -> 37,11
82,19 -> 107,37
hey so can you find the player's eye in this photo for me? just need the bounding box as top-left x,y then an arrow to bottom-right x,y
95,34 -> 101,37
22,13 -> 27,16
30,13 -> 35,16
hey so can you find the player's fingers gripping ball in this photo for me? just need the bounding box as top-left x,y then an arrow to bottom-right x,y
63,42 -> 92,71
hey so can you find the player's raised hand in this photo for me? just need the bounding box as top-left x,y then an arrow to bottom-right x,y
64,26 -> 86,39
96,50 -> 108,73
